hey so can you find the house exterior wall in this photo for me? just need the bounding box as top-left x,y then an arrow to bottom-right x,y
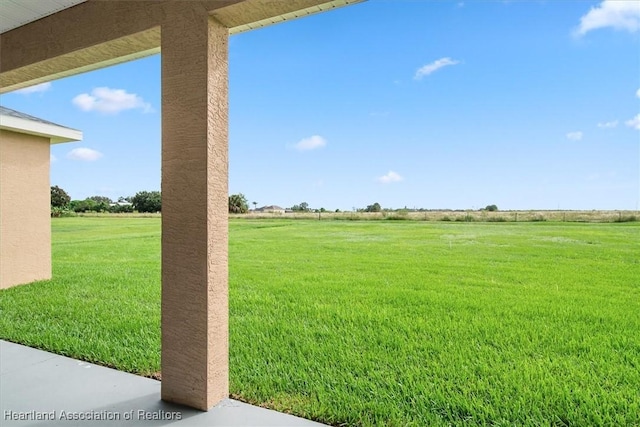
0,130 -> 51,289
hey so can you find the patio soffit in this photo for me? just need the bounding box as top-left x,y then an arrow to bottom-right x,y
0,0 -> 88,34
212,0 -> 365,34
0,0 -> 364,94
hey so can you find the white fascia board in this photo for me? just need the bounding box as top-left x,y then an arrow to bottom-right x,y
229,0 -> 365,35
0,0 -> 89,34
0,114 -> 82,144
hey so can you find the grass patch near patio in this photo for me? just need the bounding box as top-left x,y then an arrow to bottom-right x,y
0,218 -> 161,375
1,218 -> 639,426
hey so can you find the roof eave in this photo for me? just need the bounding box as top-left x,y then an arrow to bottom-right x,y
0,114 -> 83,144
214,0 -> 366,34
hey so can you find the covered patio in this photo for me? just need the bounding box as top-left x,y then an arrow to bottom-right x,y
1,340 -> 324,426
0,0 -> 363,414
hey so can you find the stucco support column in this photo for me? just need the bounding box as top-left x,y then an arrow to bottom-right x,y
160,5 -> 229,411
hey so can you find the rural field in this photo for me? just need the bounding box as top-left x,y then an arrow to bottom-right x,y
0,217 -> 638,426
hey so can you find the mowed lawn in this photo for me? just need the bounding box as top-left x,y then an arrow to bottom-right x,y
0,218 -> 638,426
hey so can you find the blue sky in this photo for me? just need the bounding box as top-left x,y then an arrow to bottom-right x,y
2,0 -> 639,211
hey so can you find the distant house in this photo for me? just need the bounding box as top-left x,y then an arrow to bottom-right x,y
255,205 -> 285,214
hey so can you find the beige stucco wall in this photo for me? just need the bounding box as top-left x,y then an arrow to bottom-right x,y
0,130 -> 51,289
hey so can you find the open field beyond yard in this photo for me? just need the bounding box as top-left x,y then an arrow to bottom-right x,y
232,210 -> 639,223
0,218 -> 638,426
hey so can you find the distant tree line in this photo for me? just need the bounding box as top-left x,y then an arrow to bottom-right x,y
51,187 -> 259,216
237,200 -> 499,214
290,202 -> 332,213
51,186 -> 500,216
50,186 -> 161,216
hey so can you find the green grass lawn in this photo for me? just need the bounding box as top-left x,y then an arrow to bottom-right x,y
1,218 -> 639,426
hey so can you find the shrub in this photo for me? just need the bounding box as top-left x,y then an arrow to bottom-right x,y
365,202 -> 382,212
110,203 -> 135,213
132,191 -> 162,213
386,214 -> 409,220
50,207 -> 76,218
455,214 -> 474,222
487,216 -> 508,222
614,215 -> 637,223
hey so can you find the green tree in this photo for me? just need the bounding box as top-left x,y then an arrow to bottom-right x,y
88,195 -> 112,204
109,203 -> 134,213
291,202 -> 310,212
51,185 -> 71,208
229,193 -> 249,214
484,204 -> 498,212
69,199 -> 95,213
68,200 -> 83,212
87,196 -> 112,212
365,202 -> 382,212
132,191 -> 161,213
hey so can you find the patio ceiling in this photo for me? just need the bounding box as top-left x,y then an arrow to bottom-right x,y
0,0 -> 363,93
0,0 -> 362,36
0,0 -> 87,34
214,0 -> 364,34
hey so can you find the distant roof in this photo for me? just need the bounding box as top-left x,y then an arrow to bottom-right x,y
258,205 -> 285,211
0,106 -> 82,144
0,106 -> 74,128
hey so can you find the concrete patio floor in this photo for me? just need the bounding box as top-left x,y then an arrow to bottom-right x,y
0,340 -> 327,427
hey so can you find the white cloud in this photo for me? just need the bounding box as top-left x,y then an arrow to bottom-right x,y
294,135 -> 327,151
377,171 -> 404,184
72,87 -> 152,114
50,154 -> 57,163
566,131 -> 584,141
574,0 -> 640,37
625,114 -> 640,130
636,88 -> 640,98
597,120 -> 619,128
414,57 -> 460,80
67,147 -> 103,161
13,82 -> 51,94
